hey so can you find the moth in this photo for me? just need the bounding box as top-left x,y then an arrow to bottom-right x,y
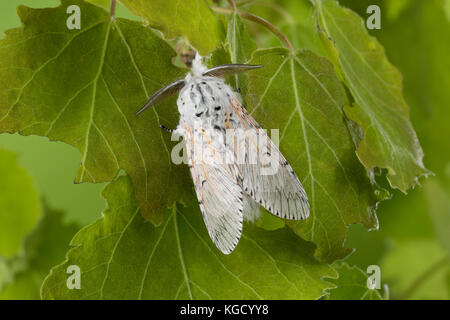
137,55 -> 309,254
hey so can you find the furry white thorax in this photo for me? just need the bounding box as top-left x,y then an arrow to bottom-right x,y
176,57 -> 237,132
191,54 -> 208,76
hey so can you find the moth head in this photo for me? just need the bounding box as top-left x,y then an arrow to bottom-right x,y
135,64 -> 263,115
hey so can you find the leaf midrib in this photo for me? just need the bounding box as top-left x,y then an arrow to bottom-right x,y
178,210 -> 264,299
138,212 -> 174,299
80,21 -> 113,181
99,207 -> 140,299
174,211 -> 193,300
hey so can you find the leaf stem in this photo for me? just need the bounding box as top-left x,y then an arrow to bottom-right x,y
110,0 -> 116,19
212,6 -> 295,54
227,0 -> 237,11
250,0 -> 295,24
399,255 -> 449,300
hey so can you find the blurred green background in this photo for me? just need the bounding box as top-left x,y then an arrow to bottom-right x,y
0,0 -> 449,299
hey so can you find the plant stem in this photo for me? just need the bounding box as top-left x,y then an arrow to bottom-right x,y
227,0 -> 237,11
399,255 -> 449,300
110,0 -> 116,19
250,0 -> 295,24
212,7 -> 295,54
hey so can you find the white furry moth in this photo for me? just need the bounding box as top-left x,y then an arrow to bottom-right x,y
137,56 -> 309,254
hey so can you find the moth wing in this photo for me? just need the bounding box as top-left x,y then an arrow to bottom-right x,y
229,98 -> 310,220
183,121 -> 244,254
242,193 -> 261,223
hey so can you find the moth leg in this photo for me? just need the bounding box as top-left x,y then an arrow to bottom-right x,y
160,124 -> 175,133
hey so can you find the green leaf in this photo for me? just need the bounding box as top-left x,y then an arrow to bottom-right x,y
227,12 -> 257,64
245,0 -> 325,55
447,269 -> 450,297
119,0 -> 225,55
326,262 -> 385,300
0,204 -> 79,299
245,48 -> 386,262
208,11 -> 257,94
41,175 -> 336,300
381,240 -> 450,300
86,0 -> 143,21
314,0 -> 430,192
0,149 -> 40,257
444,0 -> 450,22
385,0 -> 414,20
85,0 -> 109,9
0,0 -> 192,224
226,12 -> 257,92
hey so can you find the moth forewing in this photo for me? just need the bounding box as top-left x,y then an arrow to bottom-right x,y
258,129 -> 281,177
182,120 -> 244,254
229,98 -> 310,220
